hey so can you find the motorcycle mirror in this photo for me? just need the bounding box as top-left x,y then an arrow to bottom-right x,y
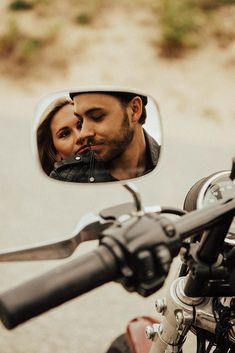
33,86 -> 162,183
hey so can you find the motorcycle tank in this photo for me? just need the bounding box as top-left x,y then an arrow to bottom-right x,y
33,86 -> 163,184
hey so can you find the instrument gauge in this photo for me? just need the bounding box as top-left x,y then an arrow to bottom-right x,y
196,171 -> 235,245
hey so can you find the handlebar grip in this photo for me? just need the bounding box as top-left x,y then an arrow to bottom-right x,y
0,245 -> 118,329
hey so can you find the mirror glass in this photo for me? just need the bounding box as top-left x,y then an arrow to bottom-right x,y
33,86 -> 162,183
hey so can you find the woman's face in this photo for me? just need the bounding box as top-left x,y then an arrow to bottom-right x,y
50,103 -> 81,161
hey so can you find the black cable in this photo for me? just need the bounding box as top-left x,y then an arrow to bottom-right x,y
205,340 -> 214,353
212,298 -> 233,353
178,263 -> 189,277
196,328 -> 206,353
161,207 -> 187,216
225,247 -> 235,266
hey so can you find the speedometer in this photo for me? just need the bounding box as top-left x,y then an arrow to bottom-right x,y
185,171 -> 235,245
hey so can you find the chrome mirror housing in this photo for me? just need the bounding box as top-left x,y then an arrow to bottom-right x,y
33,86 -> 163,183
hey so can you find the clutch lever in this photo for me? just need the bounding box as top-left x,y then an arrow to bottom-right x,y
0,213 -> 114,262
0,202 -> 162,262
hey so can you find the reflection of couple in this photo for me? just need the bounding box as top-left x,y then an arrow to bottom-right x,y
37,91 -> 160,182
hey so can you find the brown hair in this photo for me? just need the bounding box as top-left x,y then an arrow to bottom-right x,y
70,91 -> 147,125
106,92 -> 147,125
37,97 -> 73,175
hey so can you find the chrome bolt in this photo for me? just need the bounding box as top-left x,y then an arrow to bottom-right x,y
153,323 -> 163,334
175,311 -> 184,329
164,224 -> 175,237
155,298 -> 166,314
145,325 -> 155,340
145,323 -> 163,340
175,310 -> 194,330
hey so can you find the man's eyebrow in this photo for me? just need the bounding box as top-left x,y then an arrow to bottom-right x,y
74,107 -> 104,118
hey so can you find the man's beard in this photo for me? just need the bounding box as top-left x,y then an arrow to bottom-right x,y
88,111 -> 134,163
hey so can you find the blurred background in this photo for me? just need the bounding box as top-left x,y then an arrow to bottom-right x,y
0,0 -> 234,352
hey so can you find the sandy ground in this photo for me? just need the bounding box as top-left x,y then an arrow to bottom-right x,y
0,3 -> 234,353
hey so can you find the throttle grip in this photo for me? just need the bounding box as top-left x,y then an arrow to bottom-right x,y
0,245 -> 118,329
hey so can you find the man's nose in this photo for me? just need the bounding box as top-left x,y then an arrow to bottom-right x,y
78,121 -> 95,143
74,129 -> 82,144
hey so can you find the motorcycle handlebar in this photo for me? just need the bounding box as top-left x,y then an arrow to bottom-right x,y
0,199 -> 234,330
0,245 -> 119,329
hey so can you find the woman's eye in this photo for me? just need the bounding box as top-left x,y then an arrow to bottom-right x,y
58,128 -> 70,138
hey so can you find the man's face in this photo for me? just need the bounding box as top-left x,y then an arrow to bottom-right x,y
73,93 -> 135,162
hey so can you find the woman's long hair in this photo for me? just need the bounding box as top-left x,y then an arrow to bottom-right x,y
37,97 -> 73,175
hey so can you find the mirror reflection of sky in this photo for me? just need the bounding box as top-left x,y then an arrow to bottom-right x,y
145,99 -> 162,144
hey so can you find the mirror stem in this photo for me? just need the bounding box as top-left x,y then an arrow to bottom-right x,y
123,183 -> 142,212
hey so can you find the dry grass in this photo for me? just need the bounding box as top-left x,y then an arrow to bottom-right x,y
157,0 -> 235,57
0,17 -> 64,78
0,0 -> 235,79
0,0 -> 106,79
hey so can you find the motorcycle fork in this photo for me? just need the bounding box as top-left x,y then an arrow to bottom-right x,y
126,316 -> 159,353
147,277 -> 204,353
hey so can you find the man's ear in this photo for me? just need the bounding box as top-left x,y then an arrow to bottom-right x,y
129,96 -> 142,123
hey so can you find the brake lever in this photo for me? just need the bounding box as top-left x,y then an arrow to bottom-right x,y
0,201 -> 162,262
0,213 -> 113,261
